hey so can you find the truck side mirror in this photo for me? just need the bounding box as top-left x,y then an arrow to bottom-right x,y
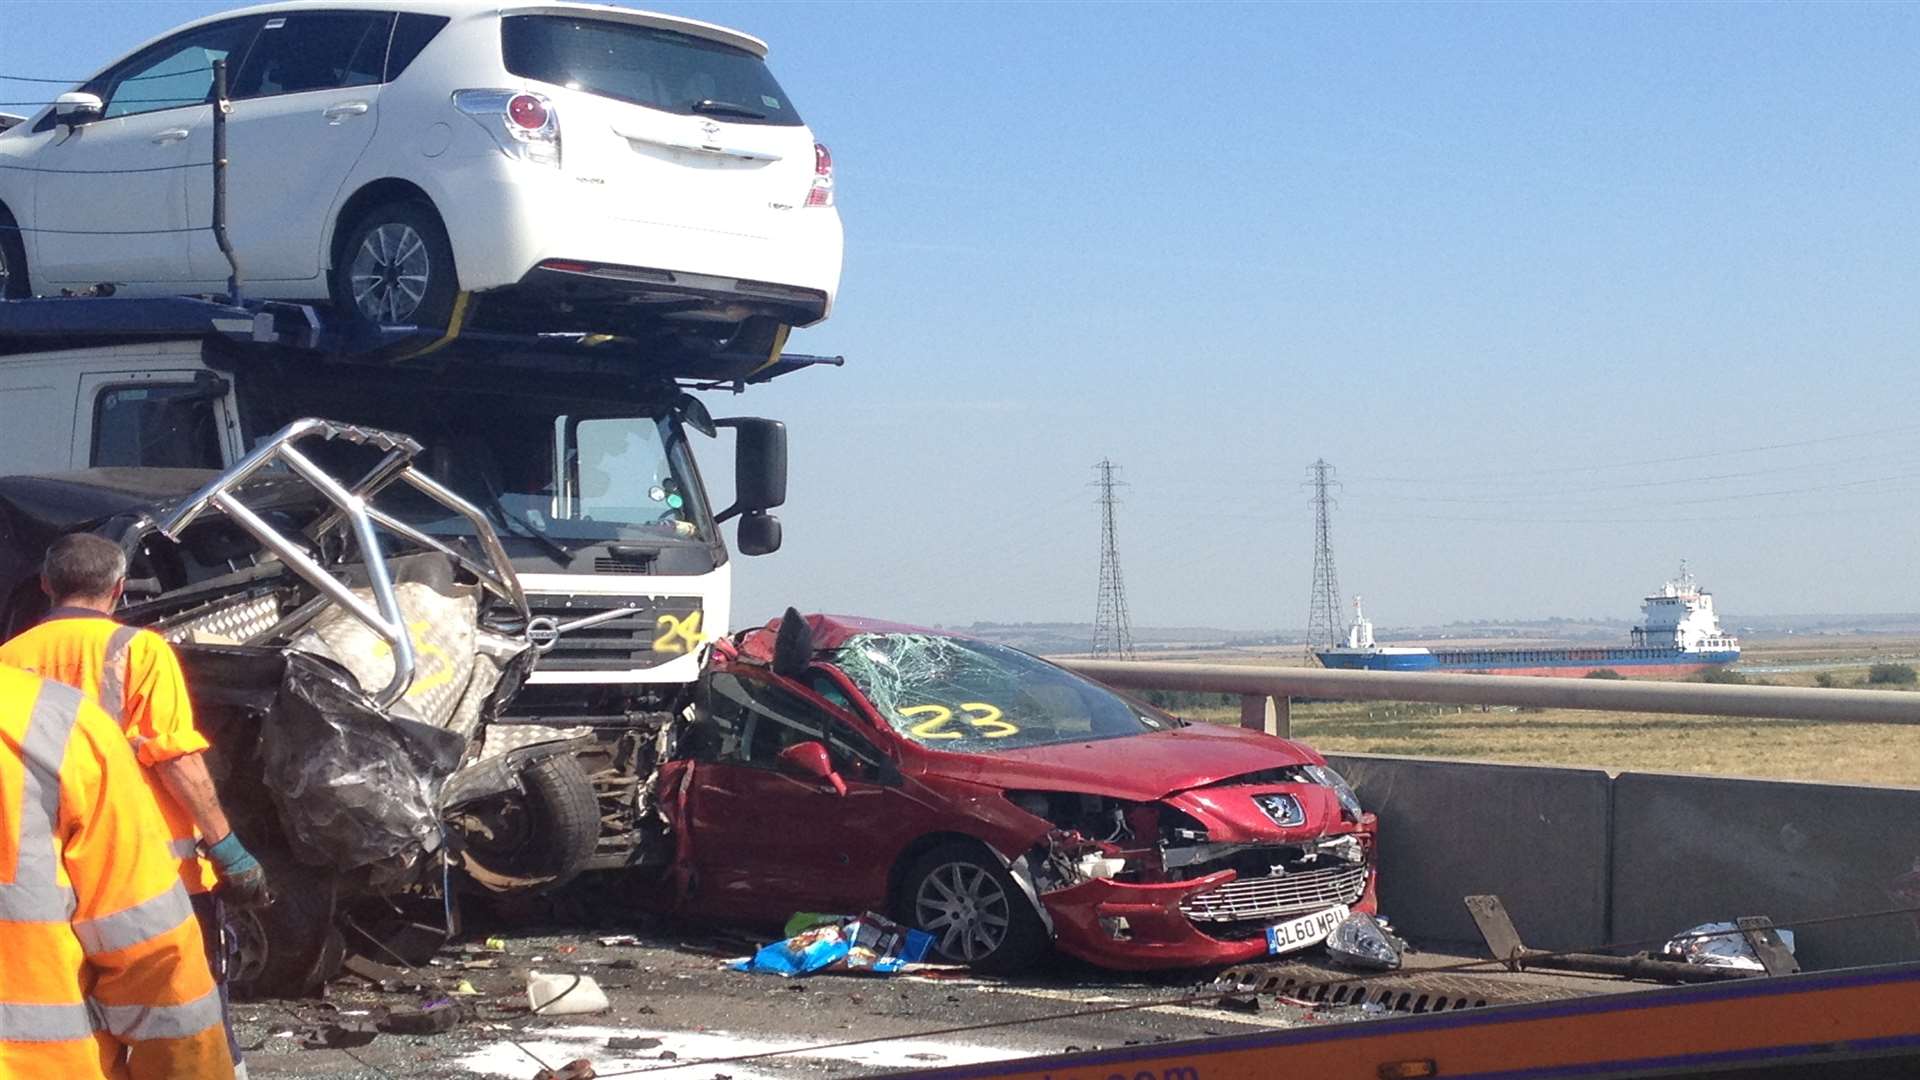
736,510 -> 781,556
713,418 -> 786,523
54,92 -> 103,125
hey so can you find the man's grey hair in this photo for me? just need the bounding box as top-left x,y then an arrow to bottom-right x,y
43,534 -> 129,601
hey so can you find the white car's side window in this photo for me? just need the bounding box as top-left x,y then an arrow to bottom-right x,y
231,13 -> 392,101
98,20 -> 260,120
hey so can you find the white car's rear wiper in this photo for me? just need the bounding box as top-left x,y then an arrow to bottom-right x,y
689,98 -> 768,120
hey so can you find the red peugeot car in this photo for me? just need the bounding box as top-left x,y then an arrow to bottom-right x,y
653,612 -> 1379,972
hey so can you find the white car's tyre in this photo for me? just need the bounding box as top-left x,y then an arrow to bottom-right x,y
330,201 -> 458,329
0,205 -> 28,299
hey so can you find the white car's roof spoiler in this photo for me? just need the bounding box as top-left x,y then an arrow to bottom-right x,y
499,3 -> 768,57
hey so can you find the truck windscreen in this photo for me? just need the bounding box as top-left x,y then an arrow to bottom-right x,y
471,413 -> 709,544
238,382 -> 715,550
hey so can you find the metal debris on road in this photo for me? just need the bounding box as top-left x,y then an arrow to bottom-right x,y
1466,894 -> 1754,984
1327,912 -> 1405,971
1661,919 -> 1799,975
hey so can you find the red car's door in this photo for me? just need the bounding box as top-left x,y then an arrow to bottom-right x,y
681,669 -> 914,919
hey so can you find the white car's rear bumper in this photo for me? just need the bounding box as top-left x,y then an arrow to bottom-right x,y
424,155 -> 842,324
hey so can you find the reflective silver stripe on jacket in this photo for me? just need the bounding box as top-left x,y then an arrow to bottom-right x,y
92,987 -> 224,1040
0,1000 -> 98,1043
98,625 -> 141,725
72,884 -> 193,957
169,837 -> 200,860
0,681 -> 82,923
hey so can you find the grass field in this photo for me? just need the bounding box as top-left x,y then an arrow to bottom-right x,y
1167,637 -> 1920,787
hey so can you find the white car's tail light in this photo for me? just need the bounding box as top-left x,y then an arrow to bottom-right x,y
453,89 -> 561,167
507,93 -> 549,130
805,141 -> 834,208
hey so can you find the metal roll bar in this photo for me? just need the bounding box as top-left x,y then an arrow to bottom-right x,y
158,417 -> 528,709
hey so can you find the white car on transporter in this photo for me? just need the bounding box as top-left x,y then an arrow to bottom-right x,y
0,0 -> 841,356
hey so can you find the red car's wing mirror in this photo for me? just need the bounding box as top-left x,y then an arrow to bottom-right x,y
776,740 -> 846,796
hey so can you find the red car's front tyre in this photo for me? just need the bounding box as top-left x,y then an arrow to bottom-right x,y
899,843 -> 1049,974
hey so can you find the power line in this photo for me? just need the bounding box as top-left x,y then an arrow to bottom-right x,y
1351,422 -> 1920,483
1358,469 -> 1920,520
1305,459 -> 1343,656
1354,451 -> 1912,502
1349,503 -> 1914,526
0,98 -> 214,108
1090,459 -> 1135,660
0,67 -> 216,84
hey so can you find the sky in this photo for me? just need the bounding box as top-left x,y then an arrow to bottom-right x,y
6,2 -> 1920,632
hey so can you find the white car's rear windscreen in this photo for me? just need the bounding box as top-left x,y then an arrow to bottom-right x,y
501,15 -> 804,127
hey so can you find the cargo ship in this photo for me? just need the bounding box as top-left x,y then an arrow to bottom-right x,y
1315,565 -> 1740,677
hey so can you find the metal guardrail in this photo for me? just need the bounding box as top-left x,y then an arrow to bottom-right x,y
1056,658 -> 1920,736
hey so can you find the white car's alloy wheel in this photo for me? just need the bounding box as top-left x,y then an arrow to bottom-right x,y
349,223 -> 433,323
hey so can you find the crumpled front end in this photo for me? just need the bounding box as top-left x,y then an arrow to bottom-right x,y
1010,772 -> 1379,970
161,559 -> 535,890
120,419 -> 537,892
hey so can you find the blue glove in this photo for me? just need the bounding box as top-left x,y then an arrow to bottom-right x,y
206,833 -> 272,909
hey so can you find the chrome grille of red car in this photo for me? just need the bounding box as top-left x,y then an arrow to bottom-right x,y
1178,864 -> 1369,924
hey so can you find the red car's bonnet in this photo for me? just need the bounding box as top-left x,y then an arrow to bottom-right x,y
922,722 -> 1325,803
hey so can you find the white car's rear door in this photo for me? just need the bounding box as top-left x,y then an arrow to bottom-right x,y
193,12 -> 391,282
566,94 -> 818,242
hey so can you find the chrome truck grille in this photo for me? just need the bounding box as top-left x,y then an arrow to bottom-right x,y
525,594 -> 703,673
1179,864 -> 1370,924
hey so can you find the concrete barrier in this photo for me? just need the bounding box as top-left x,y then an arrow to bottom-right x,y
1326,753 -> 1613,952
1610,772 -> 1920,971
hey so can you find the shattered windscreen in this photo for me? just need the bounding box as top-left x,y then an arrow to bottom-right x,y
830,633 -> 1172,752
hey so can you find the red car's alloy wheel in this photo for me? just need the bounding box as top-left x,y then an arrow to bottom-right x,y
914,860 -> 1014,963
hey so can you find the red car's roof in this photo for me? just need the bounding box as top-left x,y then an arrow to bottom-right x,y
738,611 -> 957,660
729,611 -> 1325,799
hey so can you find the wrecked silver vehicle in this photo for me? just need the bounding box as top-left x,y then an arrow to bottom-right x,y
0,418 -> 569,995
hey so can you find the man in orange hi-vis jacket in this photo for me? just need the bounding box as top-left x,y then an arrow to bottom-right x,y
1,534 -> 267,1076
0,662 -> 234,1077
